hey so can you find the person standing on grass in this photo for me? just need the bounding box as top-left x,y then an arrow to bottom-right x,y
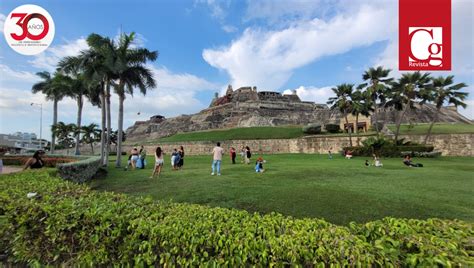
328,147 -> 333,159
150,147 -> 164,178
177,146 -> 185,169
130,147 -> 139,169
211,142 -> 224,176
245,146 -> 251,164
240,147 -> 246,163
171,148 -> 180,170
138,145 -> 147,169
230,147 -> 236,164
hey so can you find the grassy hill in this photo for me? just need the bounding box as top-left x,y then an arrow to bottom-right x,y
157,126 -> 305,142
388,123 -> 474,135
134,123 -> 473,144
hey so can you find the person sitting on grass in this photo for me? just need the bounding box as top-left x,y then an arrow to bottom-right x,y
23,150 -> 45,170
403,155 -> 423,167
150,147 -> 164,178
255,157 -> 266,173
373,154 -> 383,167
345,150 -> 353,159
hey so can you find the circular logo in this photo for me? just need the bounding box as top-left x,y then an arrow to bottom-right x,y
3,4 -> 55,55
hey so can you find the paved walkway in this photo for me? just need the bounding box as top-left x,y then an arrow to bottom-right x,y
1,166 -> 23,175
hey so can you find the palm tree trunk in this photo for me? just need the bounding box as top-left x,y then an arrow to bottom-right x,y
373,102 -> 379,134
355,113 -> 359,134
100,91 -> 106,165
51,99 -> 58,154
116,92 -> 125,167
91,143 -> 94,155
74,95 -> 83,155
424,107 -> 440,144
394,102 -> 410,142
105,81 -> 111,166
344,111 -> 353,147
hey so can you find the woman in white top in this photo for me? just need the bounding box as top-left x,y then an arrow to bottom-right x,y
150,147 -> 164,178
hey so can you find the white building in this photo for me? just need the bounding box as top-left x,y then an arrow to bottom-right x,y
0,132 -> 49,154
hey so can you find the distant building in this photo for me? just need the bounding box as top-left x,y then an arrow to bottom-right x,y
0,132 -> 48,154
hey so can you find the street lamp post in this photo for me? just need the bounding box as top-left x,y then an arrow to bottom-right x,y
30,102 -> 43,149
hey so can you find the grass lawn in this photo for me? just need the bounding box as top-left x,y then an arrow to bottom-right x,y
90,154 -> 474,225
142,126 -> 375,144
388,123 -> 474,135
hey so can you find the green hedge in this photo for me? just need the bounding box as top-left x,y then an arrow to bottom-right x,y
302,124 -> 322,134
1,171 -> 473,266
324,123 -> 341,133
0,155 -> 78,167
56,156 -> 101,183
344,145 -> 435,157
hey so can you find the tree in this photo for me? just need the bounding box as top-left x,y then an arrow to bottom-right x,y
422,76 -> 468,144
388,72 -> 431,142
110,130 -> 126,152
31,71 -> 66,153
81,33 -> 117,166
350,90 -> 373,135
327,84 -> 355,147
51,122 -> 76,153
360,66 -> 393,133
81,123 -> 101,154
112,32 -> 157,167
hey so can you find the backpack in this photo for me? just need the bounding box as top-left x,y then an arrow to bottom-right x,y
247,151 -> 251,158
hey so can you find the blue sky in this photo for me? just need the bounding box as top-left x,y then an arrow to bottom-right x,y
0,0 -> 473,140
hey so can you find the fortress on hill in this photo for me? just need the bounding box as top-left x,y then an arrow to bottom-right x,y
126,85 -> 471,142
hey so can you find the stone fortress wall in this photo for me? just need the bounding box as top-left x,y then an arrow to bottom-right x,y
126,84 -> 472,144
118,133 -> 473,157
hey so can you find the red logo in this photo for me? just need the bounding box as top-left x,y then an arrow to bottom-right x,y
10,13 -> 50,41
399,0 -> 451,70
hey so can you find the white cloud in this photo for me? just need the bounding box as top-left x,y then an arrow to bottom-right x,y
283,85 -> 334,104
244,0 -> 337,24
203,4 -> 393,90
0,63 -> 220,139
29,38 -> 89,71
221,25 -> 237,33
0,13 -> 5,33
0,64 -> 37,82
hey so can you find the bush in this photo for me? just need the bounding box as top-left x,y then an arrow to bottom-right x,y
302,124 -> 322,134
324,123 -> 341,133
1,155 -> 77,167
0,171 -> 473,266
56,156 -> 101,183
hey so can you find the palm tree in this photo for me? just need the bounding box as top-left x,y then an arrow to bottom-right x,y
58,56 -> 89,155
328,84 -> 355,146
81,33 -> 117,166
422,76 -> 468,144
360,66 -> 393,133
31,71 -> 66,153
81,123 -> 101,154
388,72 -> 432,142
51,122 -> 76,154
350,90 -> 373,135
112,32 -> 157,167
